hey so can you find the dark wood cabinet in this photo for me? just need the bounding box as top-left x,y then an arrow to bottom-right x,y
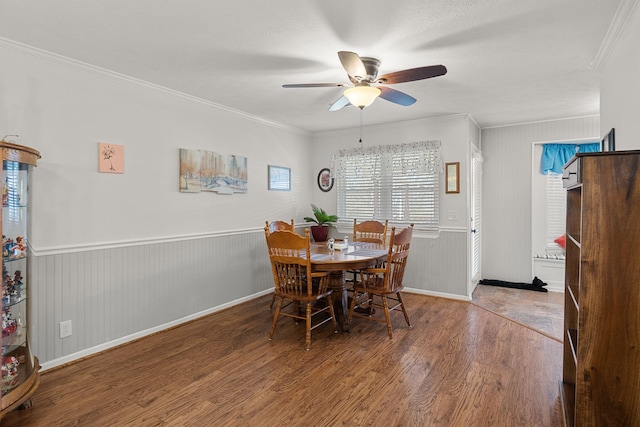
560,151 -> 640,426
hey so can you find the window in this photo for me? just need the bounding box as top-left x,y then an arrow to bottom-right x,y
545,173 -> 566,256
532,141 -> 599,258
331,141 -> 441,231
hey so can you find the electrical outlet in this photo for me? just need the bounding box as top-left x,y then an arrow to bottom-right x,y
60,320 -> 72,339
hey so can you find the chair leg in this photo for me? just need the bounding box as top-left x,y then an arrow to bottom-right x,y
397,292 -> 411,327
381,295 -> 393,338
269,297 -> 284,340
305,302 -> 312,351
367,292 -> 375,315
326,295 -> 338,332
269,292 -> 276,310
293,300 -> 302,323
347,289 -> 359,322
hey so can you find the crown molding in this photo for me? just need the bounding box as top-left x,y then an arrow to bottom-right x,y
481,114 -> 600,130
591,0 -> 640,72
0,37 -> 310,136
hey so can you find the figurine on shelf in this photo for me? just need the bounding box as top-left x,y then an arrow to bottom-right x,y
1,355 -> 20,391
1,266 -> 10,305
2,287 -> 10,306
3,274 -> 19,300
2,236 -> 11,258
13,270 -> 22,287
2,310 -> 18,337
2,236 -> 26,259
3,274 -> 14,302
7,270 -> 22,299
12,236 -> 26,258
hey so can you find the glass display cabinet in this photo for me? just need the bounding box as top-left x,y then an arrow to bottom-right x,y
0,140 -> 40,419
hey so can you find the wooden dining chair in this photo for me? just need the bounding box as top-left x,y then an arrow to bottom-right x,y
348,219 -> 389,285
265,228 -> 337,350
347,224 -> 414,338
352,218 -> 389,245
265,219 -> 295,234
264,219 -> 295,309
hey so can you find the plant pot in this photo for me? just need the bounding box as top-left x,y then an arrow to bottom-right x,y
310,225 -> 330,242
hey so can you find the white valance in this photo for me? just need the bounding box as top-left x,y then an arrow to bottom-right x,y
330,140 -> 442,179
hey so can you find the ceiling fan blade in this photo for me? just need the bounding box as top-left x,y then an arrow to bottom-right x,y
377,65 -> 447,84
338,51 -> 367,80
379,86 -> 416,106
328,96 -> 351,111
282,83 -> 346,88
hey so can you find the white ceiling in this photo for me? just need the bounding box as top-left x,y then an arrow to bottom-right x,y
0,0 -> 621,133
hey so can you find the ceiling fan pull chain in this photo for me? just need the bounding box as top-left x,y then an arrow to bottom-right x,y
359,109 -> 364,147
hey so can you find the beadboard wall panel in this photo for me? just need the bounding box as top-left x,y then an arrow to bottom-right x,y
405,230 -> 468,297
29,231 -> 273,367
28,228 -> 467,367
480,116 -> 600,283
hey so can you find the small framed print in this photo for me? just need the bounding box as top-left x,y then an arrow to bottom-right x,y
317,168 -> 333,192
98,142 -> 124,174
268,165 -> 291,191
445,162 -> 460,194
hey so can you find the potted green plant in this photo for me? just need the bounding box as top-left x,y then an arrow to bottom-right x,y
304,204 -> 338,242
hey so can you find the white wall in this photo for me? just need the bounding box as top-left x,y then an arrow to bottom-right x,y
0,40 -> 314,250
600,1 -> 640,148
481,116 -> 600,283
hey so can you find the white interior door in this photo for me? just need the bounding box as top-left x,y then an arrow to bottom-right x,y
470,152 -> 483,286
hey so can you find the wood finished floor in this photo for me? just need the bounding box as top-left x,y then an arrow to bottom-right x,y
2,293 -> 564,426
471,284 -> 564,342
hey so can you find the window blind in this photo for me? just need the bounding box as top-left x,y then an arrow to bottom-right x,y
332,141 -> 441,231
545,173 -> 566,255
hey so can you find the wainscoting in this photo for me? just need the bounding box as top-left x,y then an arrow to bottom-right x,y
29,228 -> 468,369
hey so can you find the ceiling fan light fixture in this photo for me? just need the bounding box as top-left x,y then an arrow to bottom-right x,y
344,85 -> 381,109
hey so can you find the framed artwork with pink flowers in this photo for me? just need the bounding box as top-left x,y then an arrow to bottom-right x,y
98,142 -> 124,174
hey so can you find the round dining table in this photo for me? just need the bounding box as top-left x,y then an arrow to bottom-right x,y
309,241 -> 388,331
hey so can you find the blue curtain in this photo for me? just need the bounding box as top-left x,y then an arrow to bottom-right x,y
577,143 -> 600,153
541,142 -> 600,174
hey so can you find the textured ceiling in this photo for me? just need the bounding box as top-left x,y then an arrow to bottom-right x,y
0,0 -> 621,132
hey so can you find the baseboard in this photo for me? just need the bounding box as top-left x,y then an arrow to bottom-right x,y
40,288 -> 274,372
404,287 -> 471,302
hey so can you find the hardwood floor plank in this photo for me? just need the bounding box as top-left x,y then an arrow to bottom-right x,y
1,294 -> 563,426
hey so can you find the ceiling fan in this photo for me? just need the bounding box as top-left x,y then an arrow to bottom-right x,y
283,51 -> 447,111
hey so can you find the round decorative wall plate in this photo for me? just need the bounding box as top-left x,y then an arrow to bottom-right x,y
317,168 -> 334,192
